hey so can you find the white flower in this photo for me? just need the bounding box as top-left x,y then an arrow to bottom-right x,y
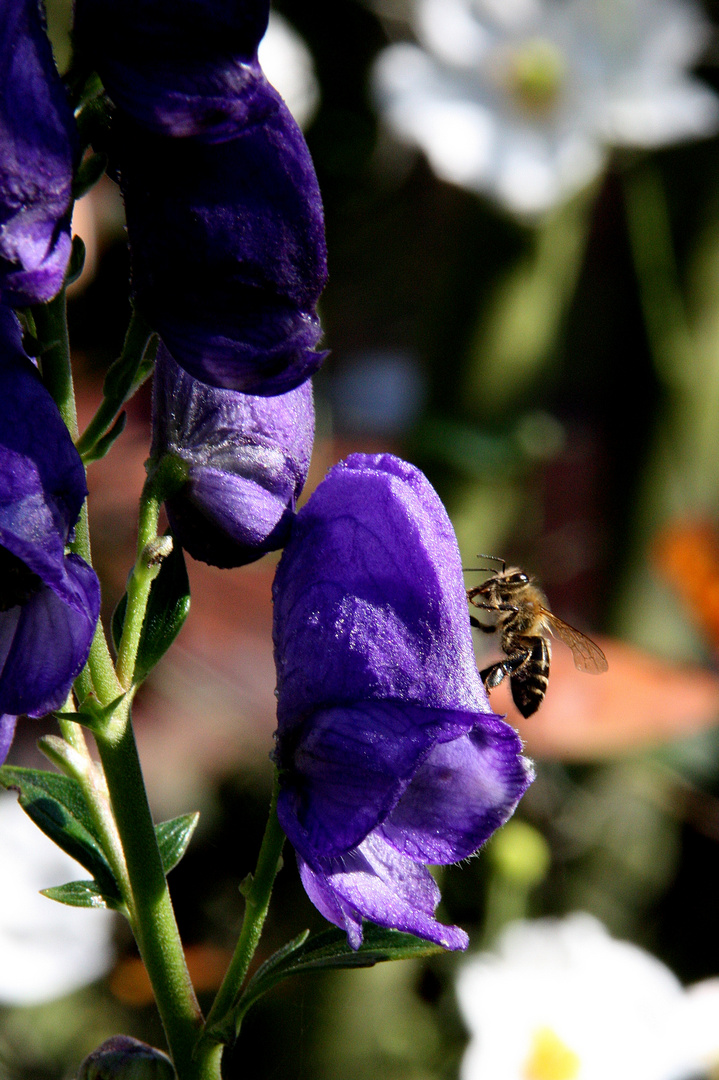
456,913 -> 719,1080
0,793 -> 116,1005
372,0 -> 719,215
259,11 -> 320,129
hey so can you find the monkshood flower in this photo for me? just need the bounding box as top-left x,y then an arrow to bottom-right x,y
272,453 -> 533,950
75,0 -> 328,394
372,0 -> 719,216
117,112 -> 327,395
74,0 -> 273,141
150,344 -> 315,568
457,913 -> 719,1080
0,307 -> 99,728
0,792 -> 115,1005
0,0 -> 77,304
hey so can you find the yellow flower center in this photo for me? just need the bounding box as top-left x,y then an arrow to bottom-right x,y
505,38 -> 567,114
522,1026 -> 581,1080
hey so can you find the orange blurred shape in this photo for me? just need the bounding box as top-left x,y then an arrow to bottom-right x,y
654,520 -> 719,650
491,636 -> 719,761
110,945 -> 233,1007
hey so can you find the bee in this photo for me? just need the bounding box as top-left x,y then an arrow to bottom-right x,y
467,557 -> 608,718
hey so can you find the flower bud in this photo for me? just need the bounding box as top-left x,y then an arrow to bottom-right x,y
151,344 -> 314,567
77,1036 -> 174,1080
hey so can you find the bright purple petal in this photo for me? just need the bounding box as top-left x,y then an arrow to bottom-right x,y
0,714 -> 16,765
152,344 -> 314,566
0,555 -> 100,718
0,0 -> 76,305
298,832 -> 469,951
277,701 -> 478,860
273,453 -> 490,731
381,719 -> 533,864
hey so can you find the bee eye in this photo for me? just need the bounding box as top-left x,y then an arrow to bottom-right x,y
517,573 -> 529,583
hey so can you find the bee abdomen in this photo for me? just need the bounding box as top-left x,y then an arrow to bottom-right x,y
510,637 -> 550,718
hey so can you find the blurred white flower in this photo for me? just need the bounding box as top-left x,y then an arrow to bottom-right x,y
259,10 -> 320,129
0,792 -> 116,1005
372,0 -> 719,215
456,913 -> 719,1080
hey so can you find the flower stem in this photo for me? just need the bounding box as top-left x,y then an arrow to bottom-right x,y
94,703 -> 219,1080
202,777 -> 285,1041
32,292 -> 122,702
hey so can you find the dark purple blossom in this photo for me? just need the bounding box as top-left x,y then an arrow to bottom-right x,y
73,0 -> 271,141
273,454 -> 533,950
151,343 -> 315,568
118,108 -> 327,395
0,307 -> 99,726
0,0 -> 77,306
77,1035 -> 174,1080
74,0 -> 327,394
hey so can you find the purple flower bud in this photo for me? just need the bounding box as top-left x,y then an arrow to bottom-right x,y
0,0 -> 77,305
273,454 -> 533,950
74,0 -> 271,141
77,1036 -> 175,1080
0,308 -> 99,726
151,344 -> 314,568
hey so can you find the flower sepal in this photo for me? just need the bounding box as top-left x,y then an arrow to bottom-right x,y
206,923 -> 445,1045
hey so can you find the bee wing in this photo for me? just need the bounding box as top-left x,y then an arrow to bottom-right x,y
543,611 -> 608,674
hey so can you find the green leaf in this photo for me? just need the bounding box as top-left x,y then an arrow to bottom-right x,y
0,766 -> 121,903
209,925 -> 444,1044
72,151 -> 108,199
156,812 -> 199,875
112,537 -> 191,681
81,411 -> 127,464
41,879 -> 123,911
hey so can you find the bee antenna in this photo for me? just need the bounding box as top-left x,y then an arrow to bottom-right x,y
475,554 -> 506,572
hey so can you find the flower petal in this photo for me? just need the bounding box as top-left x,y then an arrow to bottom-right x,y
0,714 -> 16,765
0,555 -> 100,717
382,719 -> 533,863
298,832 -> 469,951
0,0 -> 76,304
273,453 -> 490,732
277,701 -> 479,861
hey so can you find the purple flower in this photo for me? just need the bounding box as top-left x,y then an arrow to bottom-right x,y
272,454 -> 533,950
77,1035 -> 174,1080
0,308 -> 100,734
118,109 -> 327,395
151,343 -> 314,568
75,0 -> 327,394
74,0 -> 272,141
0,0 -> 77,306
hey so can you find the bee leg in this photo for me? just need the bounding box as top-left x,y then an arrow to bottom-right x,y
480,661 -> 509,689
480,651 -> 530,690
470,615 -> 496,634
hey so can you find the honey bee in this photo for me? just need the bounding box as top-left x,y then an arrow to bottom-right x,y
467,557 -> 608,718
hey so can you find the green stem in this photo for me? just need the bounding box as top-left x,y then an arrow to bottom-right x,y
203,778 -> 285,1040
115,456 -> 188,689
95,705 -> 220,1080
32,293 -> 122,703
